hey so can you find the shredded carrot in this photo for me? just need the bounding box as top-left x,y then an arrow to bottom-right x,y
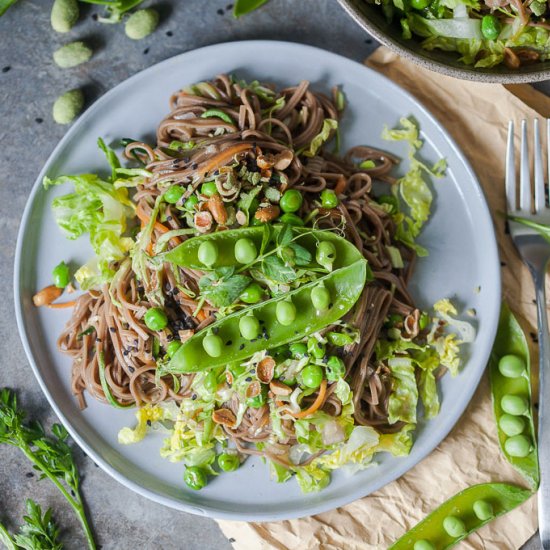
196,309 -> 207,322
333,176 -> 347,196
199,143 -> 252,176
291,380 -> 328,419
136,203 -> 182,253
47,301 -> 77,309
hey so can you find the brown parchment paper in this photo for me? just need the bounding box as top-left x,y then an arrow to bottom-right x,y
217,47 -> 545,549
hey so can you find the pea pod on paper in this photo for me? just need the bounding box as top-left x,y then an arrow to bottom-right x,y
390,304 -> 539,549
489,302 -> 539,489
389,483 -> 532,550
163,259 -> 368,374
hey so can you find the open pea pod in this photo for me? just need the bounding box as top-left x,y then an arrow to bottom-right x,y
163,258 -> 367,373
163,224 -> 365,271
389,483 -> 532,549
489,302 -> 539,490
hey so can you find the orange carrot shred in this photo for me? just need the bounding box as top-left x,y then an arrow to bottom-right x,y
47,301 -> 77,309
291,380 -> 328,419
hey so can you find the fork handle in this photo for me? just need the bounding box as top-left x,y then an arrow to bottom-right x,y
533,266 -> 550,550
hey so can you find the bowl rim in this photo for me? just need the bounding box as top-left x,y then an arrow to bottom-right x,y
338,0 -> 550,83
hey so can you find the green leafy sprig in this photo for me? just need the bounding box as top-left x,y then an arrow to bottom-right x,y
0,389 -> 96,550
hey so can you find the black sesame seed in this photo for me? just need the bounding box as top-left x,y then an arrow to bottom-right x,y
212,327 -> 220,335
128,366 -> 135,373
364,38 -> 373,45
109,327 -> 116,333
96,337 -> 102,343
166,215 -> 173,222
192,163 -> 198,169
530,332 -> 539,343
123,350 -> 129,356
245,377 -> 252,382
143,48 -> 150,55
226,340 -> 233,346
25,472 -> 34,478
228,539 -> 236,544
500,261 -> 507,267
146,420 -> 152,426
192,394 -> 197,400
217,8 -> 224,14
71,490 -> 76,497
2,66 -> 11,73
35,117 -> 43,124
239,344 -> 245,350
166,31 -> 173,36
92,13 -> 98,21
294,330 -> 299,335
328,303 -> 333,309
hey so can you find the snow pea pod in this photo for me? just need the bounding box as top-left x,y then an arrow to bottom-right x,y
489,302 -> 539,489
163,259 -> 367,373
389,483 -> 532,549
164,225 -> 365,272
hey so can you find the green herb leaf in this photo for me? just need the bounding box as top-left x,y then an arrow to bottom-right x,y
199,272 -> 251,307
13,500 -> 62,550
0,0 -> 20,17
288,242 -> 312,266
261,255 -> 296,283
233,0 -> 269,17
276,224 -> 294,247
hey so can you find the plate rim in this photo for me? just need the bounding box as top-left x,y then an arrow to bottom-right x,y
13,39 -> 501,522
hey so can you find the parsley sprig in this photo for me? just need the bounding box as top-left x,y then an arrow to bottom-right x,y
0,499 -> 62,550
0,389 -> 96,549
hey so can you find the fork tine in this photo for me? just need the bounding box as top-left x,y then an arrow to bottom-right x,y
506,120 -> 516,212
520,119 -> 532,213
534,119 -> 545,212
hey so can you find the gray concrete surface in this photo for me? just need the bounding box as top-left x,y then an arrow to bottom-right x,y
0,0 -> 542,548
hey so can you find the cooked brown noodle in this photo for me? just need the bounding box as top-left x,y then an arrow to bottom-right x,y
58,75 -> 417,461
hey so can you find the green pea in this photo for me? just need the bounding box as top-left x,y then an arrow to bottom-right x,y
410,0 -> 430,8
234,238 -> 258,264
279,213 -> 305,226
442,515 -> 466,538
320,189 -> 339,209
505,434 -> 532,457
166,341 -> 182,358
280,189 -> 303,213
204,370 -> 218,393
326,356 -> 345,381
53,41 -> 93,69
200,181 -> 218,197
413,541 -> 435,550
198,241 -> 218,267
53,89 -> 84,125
481,14 -> 501,41
316,241 -> 337,270
125,8 -> 159,40
473,499 -> 494,521
289,342 -> 308,357
144,308 -> 168,331
246,387 -> 266,408
501,394 -> 529,416
218,453 -> 240,472
203,334 -> 223,357
498,354 -> 525,378
307,337 -> 325,359
184,195 -> 199,211
239,315 -> 260,340
165,185 -> 185,204
499,414 -> 526,437
51,0 -> 79,33
302,364 -> 324,389
240,283 -> 263,304
311,284 -> 331,311
183,466 -> 207,490
276,300 -> 296,326
52,261 -> 70,288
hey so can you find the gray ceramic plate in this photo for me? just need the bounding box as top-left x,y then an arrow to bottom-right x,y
338,0 -> 550,83
14,40 -> 500,521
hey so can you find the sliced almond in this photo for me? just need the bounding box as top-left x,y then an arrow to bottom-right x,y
269,380 -> 293,396
236,210 -> 247,226
504,47 -> 520,70
403,309 -> 420,337
225,371 -> 234,385
273,150 -> 293,171
255,205 -> 280,223
256,356 -> 275,384
245,380 -> 261,399
178,329 -> 194,343
194,211 -> 213,233
212,408 -> 237,428
206,193 -> 228,225
33,285 -> 63,307
256,153 -> 276,170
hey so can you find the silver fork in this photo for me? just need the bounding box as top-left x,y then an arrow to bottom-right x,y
507,119 -> 550,550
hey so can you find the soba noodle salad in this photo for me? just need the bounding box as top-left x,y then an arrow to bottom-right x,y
38,75 -> 474,493
371,0 -> 550,69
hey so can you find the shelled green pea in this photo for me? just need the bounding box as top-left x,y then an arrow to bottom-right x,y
234,238 -> 257,264
203,333 -> 223,357
276,299 -> 296,326
239,314 -> 260,340
198,241 -> 218,267
184,466 -> 207,490
311,283 -> 330,311
125,8 -> 159,40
